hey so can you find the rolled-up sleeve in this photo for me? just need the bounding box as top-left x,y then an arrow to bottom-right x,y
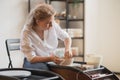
53,21 -> 69,41
20,31 -> 36,61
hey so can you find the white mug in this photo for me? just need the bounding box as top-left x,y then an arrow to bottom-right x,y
86,54 -> 103,68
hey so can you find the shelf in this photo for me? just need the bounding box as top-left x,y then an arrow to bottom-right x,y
73,54 -> 84,57
68,19 -> 84,21
92,73 -> 113,80
73,61 -> 87,64
68,1 -> 84,3
58,18 -> 66,20
49,0 -> 84,3
83,67 -> 105,73
58,37 -> 84,40
55,16 -> 66,20
82,66 -> 119,80
55,17 -> 84,21
71,37 -> 84,39
49,0 -> 66,1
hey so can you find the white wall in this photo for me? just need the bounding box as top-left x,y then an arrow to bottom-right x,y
0,0 -> 28,68
85,0 -> 120,72
0,0 -> 45,68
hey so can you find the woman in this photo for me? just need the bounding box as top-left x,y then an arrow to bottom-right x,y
20,3 -> 72,70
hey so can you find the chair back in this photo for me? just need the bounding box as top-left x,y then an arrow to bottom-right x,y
5,39 -> 20,68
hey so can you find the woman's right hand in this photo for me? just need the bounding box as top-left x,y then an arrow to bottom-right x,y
50,55 -> 63,64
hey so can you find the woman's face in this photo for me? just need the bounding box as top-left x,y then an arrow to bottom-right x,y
36,15 -> 54,30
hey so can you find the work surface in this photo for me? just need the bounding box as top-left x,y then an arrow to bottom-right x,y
48,64 -> 120,80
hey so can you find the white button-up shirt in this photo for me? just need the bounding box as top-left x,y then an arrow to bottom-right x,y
20,21 -> 69,61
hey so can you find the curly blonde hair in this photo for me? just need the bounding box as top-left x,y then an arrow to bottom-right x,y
26,3 -> 56,27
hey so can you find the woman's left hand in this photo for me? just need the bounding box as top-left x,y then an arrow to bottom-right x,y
64,50 -> 72,58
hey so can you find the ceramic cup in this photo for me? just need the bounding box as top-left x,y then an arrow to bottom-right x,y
86,54 -> 103,68
60,58 -> 74,66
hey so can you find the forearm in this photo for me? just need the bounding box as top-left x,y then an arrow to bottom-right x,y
30,56 -> 52,63
64,37 -> 72,52
30,55 -> 63,64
